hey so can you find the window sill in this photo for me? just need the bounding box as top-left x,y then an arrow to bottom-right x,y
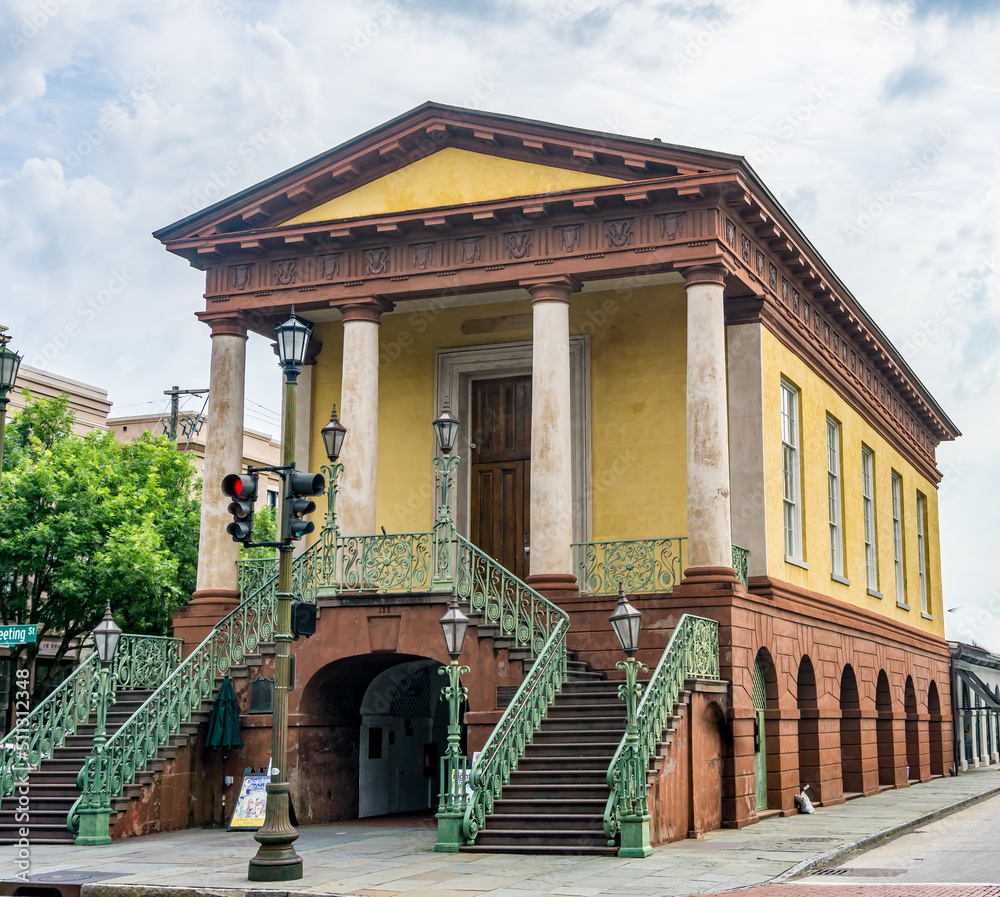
921,611 -> 934,620
785,556 -> 809,571
831,573 -> 851,586
867,588 -> 884,599
897,602 -> 911,611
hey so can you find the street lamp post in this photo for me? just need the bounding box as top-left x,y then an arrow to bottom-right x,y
0,329 -> 24,496
248,310 -> 312,883
609,582 -> 652,858
320,405 -> 346,538
75,602 -> 122,846
435,596 -> 470,852
432,397 -> 461,588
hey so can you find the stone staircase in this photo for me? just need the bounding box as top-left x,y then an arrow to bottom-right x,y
462,674 -> 627,855
0,690 -> 156,845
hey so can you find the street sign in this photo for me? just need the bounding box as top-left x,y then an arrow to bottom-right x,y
0,625 -> 37,646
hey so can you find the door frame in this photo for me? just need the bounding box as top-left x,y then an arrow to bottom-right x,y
435,338 -> 592,545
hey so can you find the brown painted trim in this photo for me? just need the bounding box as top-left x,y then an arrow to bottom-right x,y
681,265 -> 727,287
748,575 -> 951,658
524,276 -> 578,303
340,297 -> 393,323
204,314 -> 249,339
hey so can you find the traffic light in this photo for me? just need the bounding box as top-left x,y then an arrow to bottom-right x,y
291,598 -> 316,638
222,473 -> 259,543
282,471 -> 325,541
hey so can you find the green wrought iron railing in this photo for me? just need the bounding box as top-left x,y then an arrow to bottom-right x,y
574,538 -> 686,596
238,557 -> 277,601
732,544 -> 749,588
603,614 -> 719,846
451,532 -> 569,845
67,560 -> 291,840
0,634 -> 183,799
339,531 -> 434,593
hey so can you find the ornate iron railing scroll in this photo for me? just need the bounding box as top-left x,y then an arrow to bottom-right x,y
602,614 -> 719,843
732,544 -> 749,588
574,538 -> 686,596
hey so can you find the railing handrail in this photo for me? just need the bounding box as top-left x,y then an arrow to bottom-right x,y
0,633 -> 184,798
573,536 -> 687,597
451,530 -> 569,843
602,613 -> 720,842
71,539 -> 328,834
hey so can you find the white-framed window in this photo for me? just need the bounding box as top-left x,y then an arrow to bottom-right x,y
917,492 -> 930,616
862,446 -> 879,593
891,472 -> 906,607
827,417 -> 844,578
781,380 -> 804,562
267,489 -> 279,508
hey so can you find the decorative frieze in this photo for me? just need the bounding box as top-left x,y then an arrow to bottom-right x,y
657,212 -> 685,241
273,259 -> 297,286
605,218 -> 634,248
411,242 -> 435,270
504,231 -> 532,260
457,237 -> 482,265
363,248 -> 390,276
232,263 -> 253,291
557,224 -> 582,253
320,253 -> 342,280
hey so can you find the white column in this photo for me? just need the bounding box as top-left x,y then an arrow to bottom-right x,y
684,267 -> 734,573
339,304 -> 382,536
980,704 -> 990,766
992,712 -> 999,764
194,317 -> 247,600
971,706 -> 980,767
526,279 -> 576,590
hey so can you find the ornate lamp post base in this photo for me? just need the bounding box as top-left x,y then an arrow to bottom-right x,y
247,782 -> 302,881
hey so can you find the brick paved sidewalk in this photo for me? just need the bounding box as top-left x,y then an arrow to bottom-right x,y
1,767 -> 998,897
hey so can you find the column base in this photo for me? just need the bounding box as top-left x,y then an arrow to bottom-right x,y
74,807 -> 112,846
670,566 -> 741,601
173,589 -> 240,655
525,573 -> 578,603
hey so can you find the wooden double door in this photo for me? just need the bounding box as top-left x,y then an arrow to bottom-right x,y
470,376 -> 531,581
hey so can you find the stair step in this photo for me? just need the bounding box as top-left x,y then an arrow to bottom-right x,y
523,743 -> 620,757
461,842 -> 619,856
509,772 -> 607,786
470,829 -> 612,848
493,801 -> 606,816
486,813 -> 605,832
515,756 -> 615,770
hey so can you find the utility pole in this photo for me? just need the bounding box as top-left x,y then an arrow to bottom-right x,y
163,386 -> 210,442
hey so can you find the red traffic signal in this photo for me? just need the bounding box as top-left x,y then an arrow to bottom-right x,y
222,473 -> 259,543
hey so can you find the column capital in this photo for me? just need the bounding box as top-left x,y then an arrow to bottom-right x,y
521,276 -> 581,304
679,264 -> 728,288
196,311 -> 250,339
337,297 -> 394,324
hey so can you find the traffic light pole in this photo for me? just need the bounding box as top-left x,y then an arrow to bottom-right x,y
248,366 -> 302,882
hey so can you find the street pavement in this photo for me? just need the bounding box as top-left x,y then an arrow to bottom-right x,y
1,767 -> 999,897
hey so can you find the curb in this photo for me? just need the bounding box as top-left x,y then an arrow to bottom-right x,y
770,781 -> 1000,884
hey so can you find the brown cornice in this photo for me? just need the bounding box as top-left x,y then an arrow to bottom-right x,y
161,171 -> 741,263
749,576 -> 950,660
721,182 -> 958,445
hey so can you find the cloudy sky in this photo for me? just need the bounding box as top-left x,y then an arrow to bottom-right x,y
1,0 -> 997,645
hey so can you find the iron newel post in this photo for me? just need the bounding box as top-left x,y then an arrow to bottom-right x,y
435,596 -> 470,852
248,311 -> 311,883
432,396 -> 460,589
610,583 -> 652,858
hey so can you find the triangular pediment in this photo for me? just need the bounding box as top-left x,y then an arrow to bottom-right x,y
279,147 -> 626,226
154,102 -> 742,241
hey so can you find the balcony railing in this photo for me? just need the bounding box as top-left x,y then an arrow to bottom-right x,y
574,538 -> 749,595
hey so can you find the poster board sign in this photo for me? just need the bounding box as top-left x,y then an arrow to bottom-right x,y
228,771 -> 270,831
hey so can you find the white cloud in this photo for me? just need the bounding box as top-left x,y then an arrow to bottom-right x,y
1,0 -> 998,642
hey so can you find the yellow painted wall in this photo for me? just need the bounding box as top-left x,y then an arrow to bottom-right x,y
761,329 -> 944,637
282,148 -> 625,225
307,283 -> 688,543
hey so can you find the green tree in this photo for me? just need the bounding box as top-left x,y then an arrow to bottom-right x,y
239,503 -> 278,560
0,393 -> 201,684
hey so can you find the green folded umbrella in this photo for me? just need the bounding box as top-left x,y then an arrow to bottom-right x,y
206,678 -> 243,827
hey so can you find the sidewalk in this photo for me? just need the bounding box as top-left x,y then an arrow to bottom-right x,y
3,768 -> 1000,897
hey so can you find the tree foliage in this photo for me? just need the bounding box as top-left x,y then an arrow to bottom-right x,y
239,502 -> 278,561
0,393 -> 201,673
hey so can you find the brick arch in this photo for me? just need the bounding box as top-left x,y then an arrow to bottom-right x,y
928,680 -> 944,776
904,675 -> 919,782
839,664 -> 864,796
876,670 -> 895,787
796,655 -> 820,796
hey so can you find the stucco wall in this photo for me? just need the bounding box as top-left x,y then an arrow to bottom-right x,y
761,328 -> 944,638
